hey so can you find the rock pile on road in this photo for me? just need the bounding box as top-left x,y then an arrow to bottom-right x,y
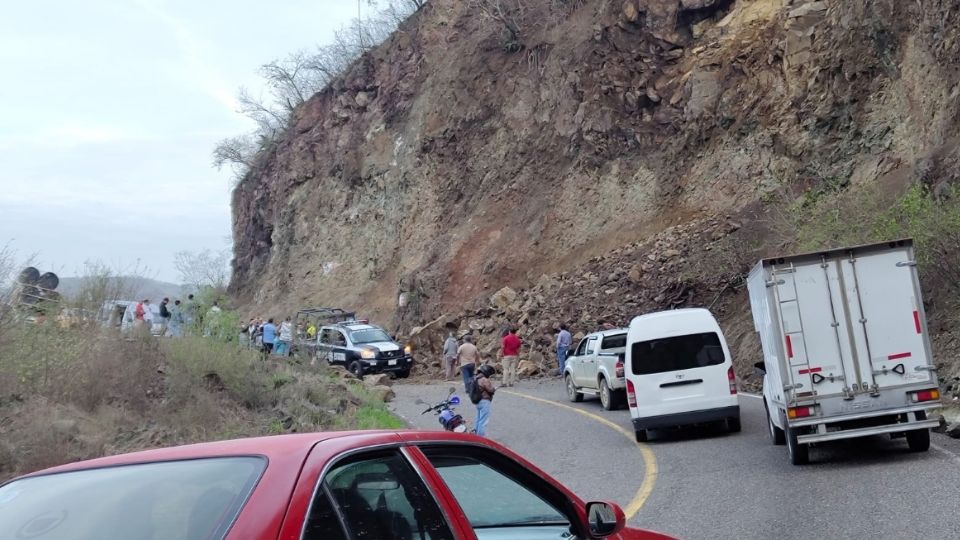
408,215 -> 754,380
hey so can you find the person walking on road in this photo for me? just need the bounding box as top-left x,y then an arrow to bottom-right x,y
457,334 -> 481,393
474,364 -> 497,437
443,330 -> 458,380
556,323 -> 572,375
501,327 -> 521,387
261,318 -> 277,357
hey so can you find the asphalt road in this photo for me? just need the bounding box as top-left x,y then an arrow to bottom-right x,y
390,378 -> 960,540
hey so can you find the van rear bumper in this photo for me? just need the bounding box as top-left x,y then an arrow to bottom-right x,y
632,405 -> 740,430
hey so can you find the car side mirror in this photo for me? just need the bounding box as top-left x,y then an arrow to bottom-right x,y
754,361 -> 767,376
585,501 -> 625,538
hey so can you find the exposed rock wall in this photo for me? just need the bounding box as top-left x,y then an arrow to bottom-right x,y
231,0 -> 960,338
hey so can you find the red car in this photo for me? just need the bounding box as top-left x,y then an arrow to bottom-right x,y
0,430 -> 674,540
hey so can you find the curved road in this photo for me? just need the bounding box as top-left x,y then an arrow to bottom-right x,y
391,379 -> 960,539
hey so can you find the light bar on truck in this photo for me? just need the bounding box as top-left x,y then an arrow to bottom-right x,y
910,389 -> 940,403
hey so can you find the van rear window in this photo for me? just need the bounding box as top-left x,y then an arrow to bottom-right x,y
631,332 -> 725,375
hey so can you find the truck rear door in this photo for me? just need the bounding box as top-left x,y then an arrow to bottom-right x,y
837,247 -> 934,389
772,243 -> 933,399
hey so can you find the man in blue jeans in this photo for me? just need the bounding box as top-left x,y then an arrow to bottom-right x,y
556,323 -> 572,375
474,364 -> 497,436
457,334 -> 481,393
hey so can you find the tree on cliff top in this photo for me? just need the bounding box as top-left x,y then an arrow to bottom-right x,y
213,0 -> 423,184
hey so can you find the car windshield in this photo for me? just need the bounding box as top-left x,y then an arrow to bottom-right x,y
0,457 -> 264,540
631,332 -> 725,374
428,456 -> 567,529
349,328 -> 392,344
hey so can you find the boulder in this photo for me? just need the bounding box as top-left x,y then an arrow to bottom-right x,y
947,423 -> 960,439
368,385 -> 396,403
363,373 -> 393,387
517,360 -> 541,378
490,287 -> 518,310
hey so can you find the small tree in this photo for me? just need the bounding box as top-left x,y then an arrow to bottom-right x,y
174,249 -> 231,291
468,0 -> 527,50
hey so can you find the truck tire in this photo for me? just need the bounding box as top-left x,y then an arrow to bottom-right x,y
727,416 -> 742,433
599,378 -> 615,411
635,429 -> 648,442
786,425 -> 809,465
766,402 -> 786,445
396,368 -> 411,379
565,374 -> 583,403
906,420 -> 931,451
348,360 -> 364,379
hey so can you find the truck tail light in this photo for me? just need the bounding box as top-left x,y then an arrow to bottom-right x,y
626,379 -> 637,408
728,366 -> 737,395
615,360 -> 625,378
787,406 -> 814,419
911,389 -> 940,403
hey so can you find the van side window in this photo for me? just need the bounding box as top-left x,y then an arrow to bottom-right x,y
631,332 -> 725,374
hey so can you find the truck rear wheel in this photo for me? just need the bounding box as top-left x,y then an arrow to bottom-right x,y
766,402 -> 785,445
786,426 -> 809,465
906,428 -> 930,452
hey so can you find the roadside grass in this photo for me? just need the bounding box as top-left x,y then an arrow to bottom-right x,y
0,321 -> 402,482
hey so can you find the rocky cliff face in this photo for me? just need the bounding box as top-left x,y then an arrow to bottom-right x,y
231,0 -> 960,338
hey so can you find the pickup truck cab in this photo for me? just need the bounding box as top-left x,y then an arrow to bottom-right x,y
316,321 -> 413,379
564,329 -> 628,410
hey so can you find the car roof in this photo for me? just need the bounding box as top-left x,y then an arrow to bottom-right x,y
14,431 -> 516,481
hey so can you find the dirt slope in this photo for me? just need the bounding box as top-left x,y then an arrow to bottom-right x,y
231,0 -> 960,340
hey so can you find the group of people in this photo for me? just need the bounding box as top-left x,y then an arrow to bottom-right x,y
437,319 -> 615,438
240,316 -> 294,357
133,295 -> 202,337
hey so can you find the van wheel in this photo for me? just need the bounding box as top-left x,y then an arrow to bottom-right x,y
727,416 -> 742,433
635,429 -> 648,442
565,375 -> 583,403
766,402 -> 785,445
599,378 -> 614,411
786,425 -> 809,465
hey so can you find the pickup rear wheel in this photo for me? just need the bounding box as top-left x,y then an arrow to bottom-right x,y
565,374 -> 583,403
599,378 -> 614,411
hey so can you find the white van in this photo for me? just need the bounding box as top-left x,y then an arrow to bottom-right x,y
625,308 -> 740,441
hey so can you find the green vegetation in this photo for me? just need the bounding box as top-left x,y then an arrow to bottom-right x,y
0,319 -> 403,482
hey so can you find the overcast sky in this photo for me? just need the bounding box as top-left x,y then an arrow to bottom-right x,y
0,0 -> 364,283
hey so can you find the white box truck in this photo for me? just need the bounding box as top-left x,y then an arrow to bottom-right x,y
747,239 -> 941,465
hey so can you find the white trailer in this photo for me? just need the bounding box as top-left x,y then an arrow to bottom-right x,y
747,239 -> 941,465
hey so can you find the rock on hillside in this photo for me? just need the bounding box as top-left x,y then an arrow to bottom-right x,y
231,0 -> 960,337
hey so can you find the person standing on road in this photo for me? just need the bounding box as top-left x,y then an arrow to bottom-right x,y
168,300 -> 184,338
556,323 -> 572,375
474,364 -> 497,437
501,327 -> 521,387
141,300 -> 154,332
443,331 -> 458,380
159,298 -> 171,336
261,318 -> 277,357
457,334 -> 481,393
134,300 -> 147,328
276,316 -> 293,356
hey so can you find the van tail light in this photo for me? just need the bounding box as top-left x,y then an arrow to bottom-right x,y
787,406 -> 815,419
615,360 -> 625,379
911,389 -> 940,403
626,379 -> 637,408
727,366 -> 737,395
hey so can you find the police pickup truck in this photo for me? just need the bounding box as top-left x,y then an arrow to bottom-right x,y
316,321 -> 413,379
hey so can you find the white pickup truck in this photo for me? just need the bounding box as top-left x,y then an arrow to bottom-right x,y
564,329 -> 627,410
748,239 -> 941,465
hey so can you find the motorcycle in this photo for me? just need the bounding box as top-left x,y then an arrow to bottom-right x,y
419,387 -> 469,433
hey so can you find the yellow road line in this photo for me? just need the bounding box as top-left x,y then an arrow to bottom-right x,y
501,390 -> 658,519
